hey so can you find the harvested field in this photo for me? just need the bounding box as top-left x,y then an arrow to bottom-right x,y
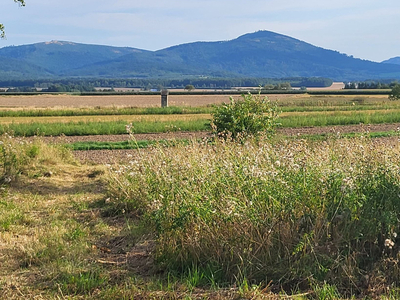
0,94 -> 291,108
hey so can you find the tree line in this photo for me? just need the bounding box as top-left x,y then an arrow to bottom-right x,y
344,80 -> 399,89
0,77 -> 333,91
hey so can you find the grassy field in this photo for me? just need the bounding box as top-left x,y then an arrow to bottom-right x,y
2,93 -> 400,299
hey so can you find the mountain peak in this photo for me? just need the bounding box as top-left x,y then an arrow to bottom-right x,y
236,30 -> 294,40
44,40 -> 76,46
1,31 -> 400,80
382,56 -> 400,65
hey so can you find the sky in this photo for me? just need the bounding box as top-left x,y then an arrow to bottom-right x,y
1,0 -> 400,62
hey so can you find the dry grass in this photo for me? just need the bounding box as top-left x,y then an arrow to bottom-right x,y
0,163 -> 111,298
107,136 -> 400,298
0,114 -> 211,124
1,137 -> 297,299
280,108 -> 400,118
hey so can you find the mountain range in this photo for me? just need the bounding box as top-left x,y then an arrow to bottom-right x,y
1,30 -> 400,81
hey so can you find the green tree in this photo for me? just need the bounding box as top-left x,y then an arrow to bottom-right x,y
263,84 -> 275,90
185,84 -> 195,91
389,84 -> 400,101
1,0 -> 25,38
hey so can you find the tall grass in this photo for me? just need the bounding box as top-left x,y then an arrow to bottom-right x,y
107,137 -> 400,296
0,134 -> 73,183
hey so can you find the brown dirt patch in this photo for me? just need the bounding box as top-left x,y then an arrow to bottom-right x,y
67,123 -> 400,164
40,131 -> 210,144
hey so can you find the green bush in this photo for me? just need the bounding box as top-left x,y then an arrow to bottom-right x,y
389,84 -> 400,100
211,92 -> 280,139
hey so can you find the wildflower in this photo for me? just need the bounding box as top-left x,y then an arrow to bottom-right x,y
385,239 -> 395,249
125,123 -> 133,133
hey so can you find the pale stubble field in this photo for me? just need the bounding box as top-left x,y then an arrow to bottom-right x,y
0,93 -> 288,108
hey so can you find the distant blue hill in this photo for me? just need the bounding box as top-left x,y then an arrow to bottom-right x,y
382,57 -> 400,65
1,31 -> 400,80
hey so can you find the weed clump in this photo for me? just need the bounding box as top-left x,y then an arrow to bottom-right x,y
0,133 -> 74,183
107,137 -> 400,296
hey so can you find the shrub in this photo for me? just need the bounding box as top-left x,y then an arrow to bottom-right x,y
211,92 -> 280,139
389,84 -> 400,100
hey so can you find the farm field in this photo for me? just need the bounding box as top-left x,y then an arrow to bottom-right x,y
1,93 -> 400,299
0,93 -> 288,108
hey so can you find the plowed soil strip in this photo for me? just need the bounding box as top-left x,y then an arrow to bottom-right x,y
66,123 -> 400,164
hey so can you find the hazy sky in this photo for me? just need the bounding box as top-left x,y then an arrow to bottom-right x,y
2,0 -> 399,62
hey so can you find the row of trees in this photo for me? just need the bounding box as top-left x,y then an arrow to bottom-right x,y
0,77 -> 332,90
2,83 -> 96,93
263,82 -> 292,90
345,80 -> 399,89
